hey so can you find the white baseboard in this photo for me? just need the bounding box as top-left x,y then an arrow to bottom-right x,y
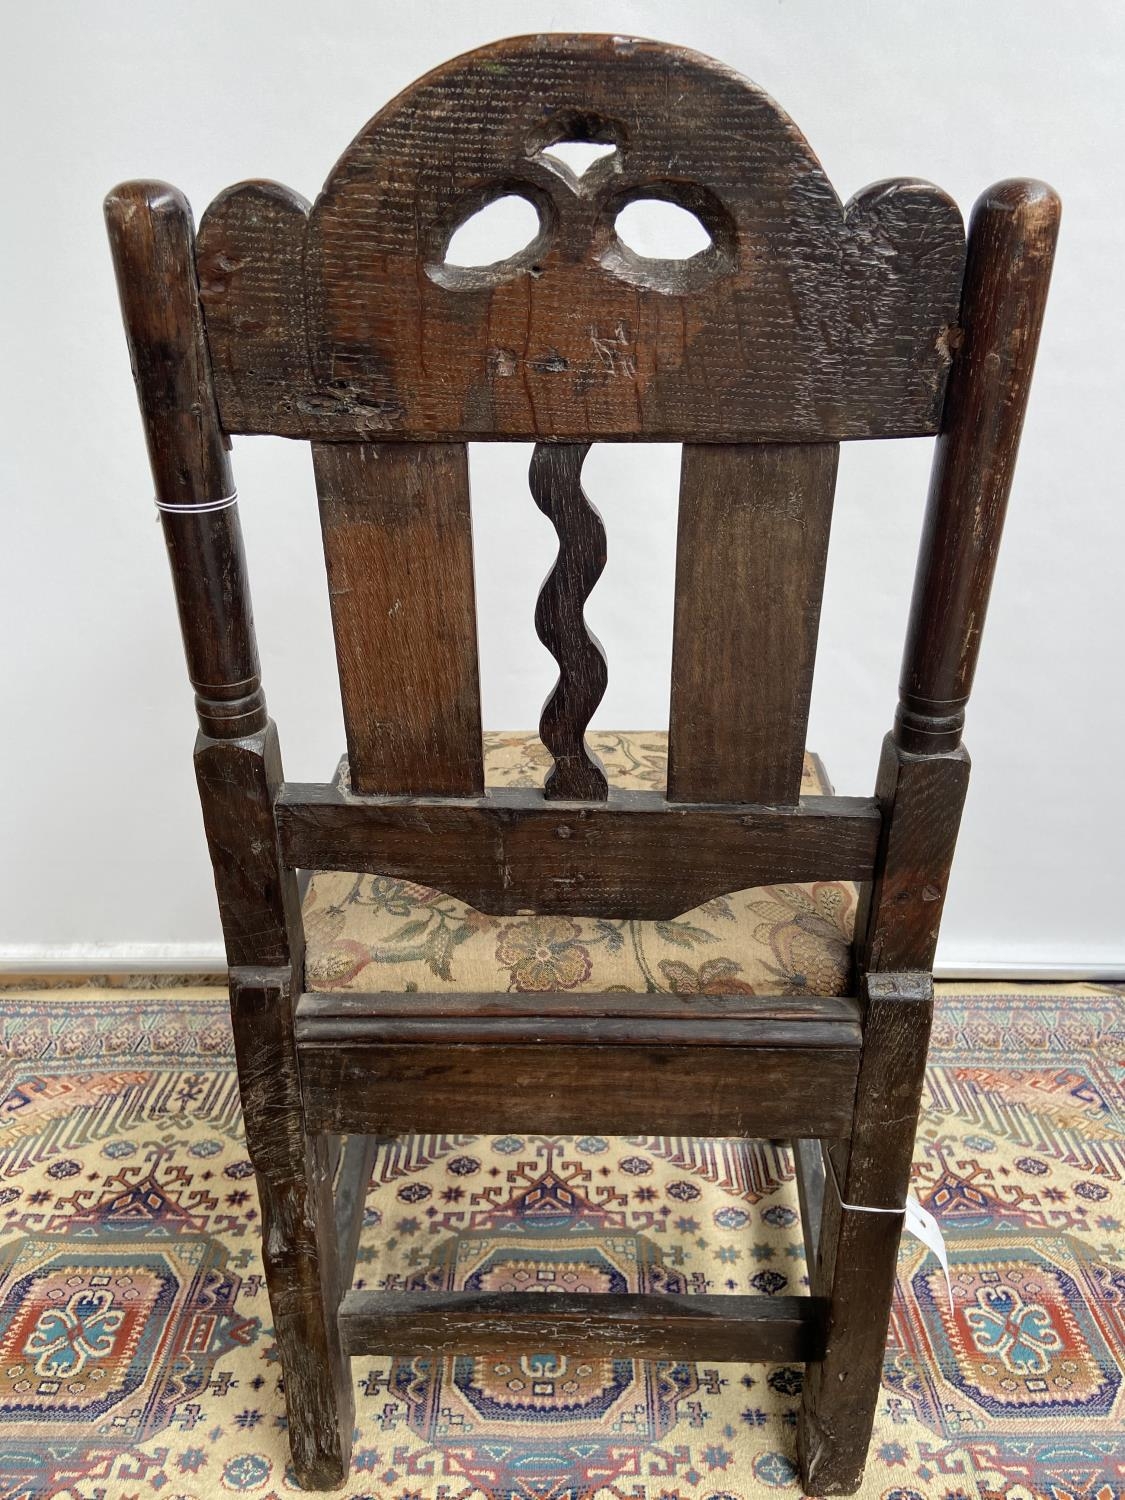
0,943 -> 227,974
935,960 -> 1124,982
0,943 -> 1121,983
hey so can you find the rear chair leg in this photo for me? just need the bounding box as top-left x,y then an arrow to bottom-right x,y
231,966 -> 354,1490
799,175 -> 1061,1490
797,973 -> 932,1494
104,181 -> 354,1490
797,1152 -> 910,1492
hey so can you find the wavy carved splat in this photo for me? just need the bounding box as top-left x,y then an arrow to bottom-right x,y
530,443 -> 609,801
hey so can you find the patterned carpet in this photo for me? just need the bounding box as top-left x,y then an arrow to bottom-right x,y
0,983 -> 1121,1500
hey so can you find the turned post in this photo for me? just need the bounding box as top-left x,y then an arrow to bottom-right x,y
896,178 -> 1061,754
104,180 -> 265,741
803,180 -> 1063,1494
856,178 -> 1061,978
105,181 -> 352,1486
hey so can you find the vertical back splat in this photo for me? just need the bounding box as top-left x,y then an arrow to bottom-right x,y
529,443 -> 609,801
668,443 -> 839,806
313,442 -> 484,797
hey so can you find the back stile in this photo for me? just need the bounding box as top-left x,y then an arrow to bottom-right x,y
104,181 -> 265,745
862,178 -> 1061,978
313,441 -> 484,797
105,181 -> 354,1486
799,180 -> 1061,1494
668,443 -> 839,806
895,179 -> 1062,759
104,180 -> 296,966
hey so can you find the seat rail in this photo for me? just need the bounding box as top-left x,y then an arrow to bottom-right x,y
295,990 -> 862,1139
277,780 -> 880,919
297,987 -> 863,1047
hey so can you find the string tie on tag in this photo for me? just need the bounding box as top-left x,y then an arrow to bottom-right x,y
824,1150 -> 953,1309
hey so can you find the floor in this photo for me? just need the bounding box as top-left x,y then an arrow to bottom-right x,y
0,981 -> 1120,1500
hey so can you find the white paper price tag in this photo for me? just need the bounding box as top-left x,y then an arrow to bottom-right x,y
904,1193 -> 953,1310
825,1151 -> 953,1312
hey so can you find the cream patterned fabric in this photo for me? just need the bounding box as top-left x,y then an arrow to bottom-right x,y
302,732 -> 857,997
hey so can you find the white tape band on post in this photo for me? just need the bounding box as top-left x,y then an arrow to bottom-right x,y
823,1149 -> 953,1310
155,492 -> 239,515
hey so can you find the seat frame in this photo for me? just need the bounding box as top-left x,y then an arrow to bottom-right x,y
106,34 -> 1058,1495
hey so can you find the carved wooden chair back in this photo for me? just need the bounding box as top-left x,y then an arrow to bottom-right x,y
106,35 -> 1058,1495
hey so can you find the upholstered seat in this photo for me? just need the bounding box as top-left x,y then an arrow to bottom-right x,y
302,732 -> 857,997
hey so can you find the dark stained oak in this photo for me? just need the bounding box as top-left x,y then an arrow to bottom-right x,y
160,510 -> 266,740
106,180 -> 353,1488
194,724 -> 301,969
296,983 -> 862,1138
108,37 -> 1058,1495
275,778 -> 882,919
296,1037 -> 862,1140
858,736 -> 971,975
230,967 -> 353,1490
794,1137 -> 827,1290
105,180 -> 231,504
197,180 -> 312,432
530,443 -> 609,800
333,1133 -> 379,1297
297,987 -> 862,1024
858,183 -> 1060,978
799,179 -> 1058,1494
339,1290 -> 826,1362
198,37 -> 965,443
313,441 -> 484,796
799,973 -> 933,1492
295,988 -> 863,1049
105,181 -> 266,741
897,181 -> 1061,754
668,443 -> 839,805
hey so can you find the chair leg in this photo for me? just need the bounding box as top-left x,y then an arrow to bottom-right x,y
797,972 -> 932,1494
256,1143 -> 353,1488
231,967 -> 354,1490
797,1156 -> 908,1492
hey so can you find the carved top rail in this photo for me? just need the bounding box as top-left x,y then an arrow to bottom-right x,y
195,34 -> 966,443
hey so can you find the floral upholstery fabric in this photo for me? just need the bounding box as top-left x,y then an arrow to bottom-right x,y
302,732 -> 858,997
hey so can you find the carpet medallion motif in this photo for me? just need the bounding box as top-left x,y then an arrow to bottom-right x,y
0,985 -> 1121,1499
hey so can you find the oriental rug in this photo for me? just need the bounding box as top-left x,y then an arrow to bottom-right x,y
0,983 -> 1120,1500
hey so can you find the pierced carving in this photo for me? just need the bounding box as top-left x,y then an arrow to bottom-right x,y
198,37 -> 967,441
529,443 -> 609,801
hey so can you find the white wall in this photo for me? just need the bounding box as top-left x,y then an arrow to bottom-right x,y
2,0 -> 1122,975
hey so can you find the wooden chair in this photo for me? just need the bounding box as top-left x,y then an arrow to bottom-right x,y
105,35 -> 1058,1494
